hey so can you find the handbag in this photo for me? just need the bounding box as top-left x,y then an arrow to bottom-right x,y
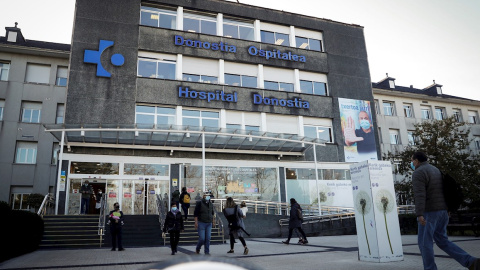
297,208 -> 303,220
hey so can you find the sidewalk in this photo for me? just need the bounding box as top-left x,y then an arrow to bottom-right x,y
1,235 -> 479,270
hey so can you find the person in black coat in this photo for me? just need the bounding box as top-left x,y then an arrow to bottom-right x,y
282,198 -> 308,245
179,187 -> 191,221
108,202 -> 125,251
163,202 -> 184,255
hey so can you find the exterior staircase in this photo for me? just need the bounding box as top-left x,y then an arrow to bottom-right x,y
40,215 -> 103,249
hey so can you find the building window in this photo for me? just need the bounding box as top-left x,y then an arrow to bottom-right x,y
407,131 -> 416,145
25,63 -> 50,84
374,100 -> 380,115
389,129 -> 400,145
140,6 -> 176,29
0,61 -> 10,81
56,104 -> 65,124
224,74 -> 257,88
183,73 -> 218,84
452,109 -> 463,123
474,136 -> 480,150
55,66 -> 68,86
245,125 -> 260,131
299,80 -> 327,95
223,18 -> 254,41
0,99 -> 4,121
135,105 -> 176,125
295,36 -> 321,51
264,80 -> 294,92
15,141 -> 37,164
183,12 -> 216,35
182,109 -> 219,128
21,102 -> 42,123
388,80 -> 395,88
10,193 -> 30,210
435,107 -> 446,120
421,106 -> 432,120
226,124 -> 241,130
468,110 -> 479,124
304,125 -> 333,143
403,104 -> 414,118
51,142 -> 60,165
261,30 -> 289,46
383,101 -> 395,116
137,58 -> 176,80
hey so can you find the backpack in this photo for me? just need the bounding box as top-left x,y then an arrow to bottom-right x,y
442,173 -> 464,212
226,205 -> 241,230
183,194 -> 190,204
225,206 -> 250,236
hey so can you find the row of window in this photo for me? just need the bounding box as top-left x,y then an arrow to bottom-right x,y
0,101 -> 64,124
137,56 -> 328,95
0,61 -> 67,86
375,100 -> 479,124
140,6 -> 323,52
135,105 -> 333,143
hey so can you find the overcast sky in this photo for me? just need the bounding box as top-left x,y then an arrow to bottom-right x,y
1,0 -> 479,100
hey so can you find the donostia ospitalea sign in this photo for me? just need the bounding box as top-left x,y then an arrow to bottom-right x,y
174,35 -> 310,109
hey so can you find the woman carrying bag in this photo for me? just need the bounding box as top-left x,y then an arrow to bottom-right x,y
163,202 -> 184,255
223,197 -> 249,255
282,198 -> 308,245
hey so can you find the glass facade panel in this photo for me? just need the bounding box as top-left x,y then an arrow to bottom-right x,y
159,14 -> 176,29
242,75 -> 257,88
295,37 -> 309,49
183,73 -> 200,82
70,162 -> 119,174
201,20 -> 217,35
138,60 -> 156,78
309,39 -> 321,51
279,82 -> 294,92
264,81 -> 278,90
0,62 -> 10,81
157,62 -> 175,79
184,18 -> 200,33
223,24 -> 238,38
239,26 -> 254,40
313,82 -> 327,95
300,80 -> 313,94
275,33 -> 290,46
260,31 -> 275,44
225,74 -> 241,86
140,10 -> 159,27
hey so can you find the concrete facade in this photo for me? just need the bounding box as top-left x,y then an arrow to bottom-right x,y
0,26 -> 70,204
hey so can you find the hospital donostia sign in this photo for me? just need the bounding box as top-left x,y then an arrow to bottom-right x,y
174,35 -> 306,62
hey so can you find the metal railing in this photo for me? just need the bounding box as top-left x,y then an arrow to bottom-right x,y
212,204 -> 225,244
397,205 -> 415,214
37,193 -> 55,217
157,194 -> 168,246
97,194 -> 107,247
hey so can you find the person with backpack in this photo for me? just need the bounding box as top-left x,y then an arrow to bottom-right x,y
282,198 -> 308,245
411,151 -> 479,270
163,202 -> 184,255
223,197 -> 249,255
171,187 -> 180,207
179,187 -> 191,221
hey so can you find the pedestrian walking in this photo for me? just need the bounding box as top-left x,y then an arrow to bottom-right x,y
171,187 -> 180,206
194,191 -> 215,255
411,151 -> 479,270
179,187 -> 191,221
223,197 -> 249,255
163,202 -> 184,255
108,202 -> 125,251
282,198 -> 308,245
80,180 -> 93,214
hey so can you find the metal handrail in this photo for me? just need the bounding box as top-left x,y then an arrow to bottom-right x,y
97,194 -> 107,247
157,194 -> 168,246
37,193 -> 55,217
279,211 -> 356,227
212,204 -> 225,244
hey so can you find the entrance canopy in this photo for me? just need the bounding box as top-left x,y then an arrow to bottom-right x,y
44,124 -> 326,156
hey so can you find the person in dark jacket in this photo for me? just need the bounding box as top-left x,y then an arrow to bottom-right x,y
411,151 -> 479,270
171,187 -> 180,206
223,197 -> 249,255
282,198 -> 308,245
179,187 -> 191,221
108,202 -> 124,251
80,180 -> 94,214
163,202 -> 184,255
194,191 -> 215,255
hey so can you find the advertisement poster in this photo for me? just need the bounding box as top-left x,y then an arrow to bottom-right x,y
124,192 -> 132,198
350,160 -> 403,263
187,187 -> 195,193
108,192 -> 116,198
317,180 -> 354,208
339,98 -> 378,162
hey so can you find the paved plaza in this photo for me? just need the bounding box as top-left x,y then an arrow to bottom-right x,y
1,235 -> 479,270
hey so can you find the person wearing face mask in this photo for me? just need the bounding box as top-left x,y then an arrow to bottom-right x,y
108,202 -> 125,251
411,151 -> 479,270
344,111 -> 376,155
193,191 -> 215,255
80,180 -> 94,215
163,203 -> 184,255
95,189 -> 103,211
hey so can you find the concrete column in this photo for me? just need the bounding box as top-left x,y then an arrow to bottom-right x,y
218,59 -> 224,84
294,69 -> 300,92
177,7 -> 183,31
176,106 -> 182,126
258,64 -> 264,88
289,26 -> 296,47
217,13 -> 223,36
254,20 -> 261,42
260,112 -> 267,131
176,54 -> 182,80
